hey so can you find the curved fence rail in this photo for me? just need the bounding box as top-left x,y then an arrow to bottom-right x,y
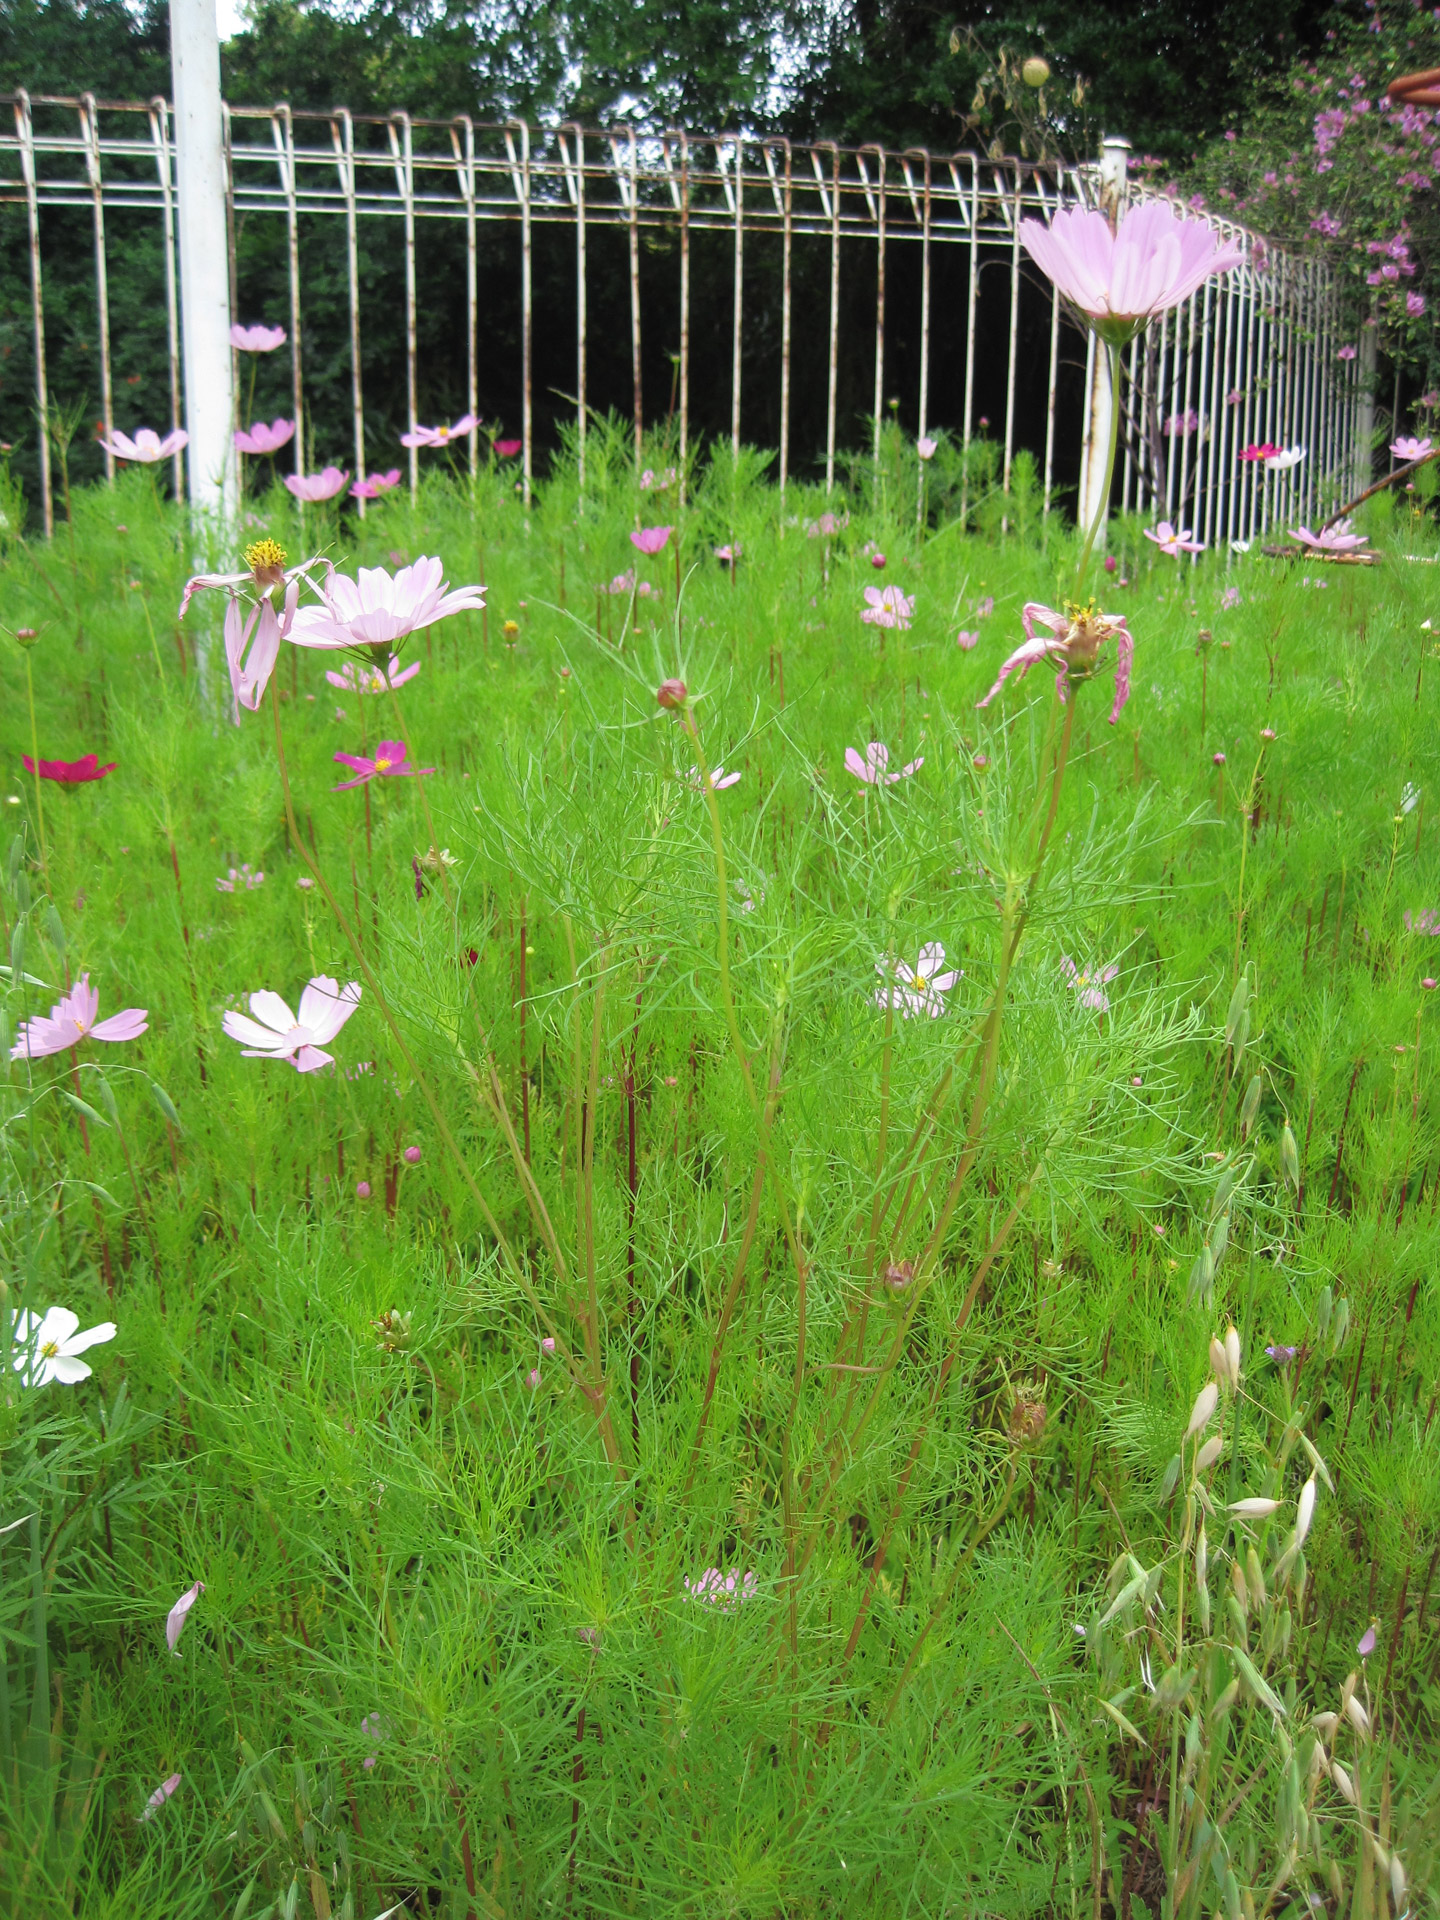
2,89 -> 1361,547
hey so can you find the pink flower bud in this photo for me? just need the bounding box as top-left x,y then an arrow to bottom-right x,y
1103,555 -> 1118,573
656,678 -> 687,710
403,1144 -> 422,1164
541,1336 -> 556,1354
356,1180 -> 371,1198
526,1368 -> 542,1390
1213,751 -> 1227,765
870,551 -> 887,568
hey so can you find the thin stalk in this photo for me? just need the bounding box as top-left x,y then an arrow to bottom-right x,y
22,653 -> 47,875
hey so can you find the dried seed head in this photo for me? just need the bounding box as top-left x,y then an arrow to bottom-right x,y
373,1308 -> 412,1352
1008,1387 -> 1047,1448
1194,1434 -> 1224,1475
1295,1475 -> 1317,1548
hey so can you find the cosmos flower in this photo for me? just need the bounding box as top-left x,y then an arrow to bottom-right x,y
1220,586 -> 1242,610
350,469 -> 402,500
1264,445 -> 1305,471
683,1568 -> 759,1607
288,558 -> 485,650
690,765 -> 741,791
215,864 -> 265,892
1018,201 -> 1244,346
640,466 -> 677,489
179,538 -> 329,719
10,975 -> 147,1059
233,418 -> 295,456
97,426 -> 188,463
872,943 -> 960,1019
956,629 -> 980,650
23,753 -> 115,785
916,435 -> 937,459
977,601 -> 1133,723
1144,521 -> 1205,556
221,975 -> 361,1073
493,438 -> 523,458
10,1306 -> 117,1387
1391,435 -> 1433,461
1338,344 -> 1357,361
1061,955 -> 1119,1013
166,1581 -> 205,1653
1289,520 -> 1369,552
284,467 -> 350,504
844,742 -> 923,785
806,511 -> 847,537
860,585 -> 915,629
332,739 -> 435,790
324,655 -> 420,694
138,1775 -> 182,1823
1239,442 -> 1279,463
630,526 -> 672,555
401,413 -> 477,449
230,323 -> 286,352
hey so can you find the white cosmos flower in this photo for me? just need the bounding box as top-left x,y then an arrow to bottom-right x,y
11,1307 -> 117,1387
222,975 -> 361,1073
288,558 -> 485,650
872,943 -> 960,1019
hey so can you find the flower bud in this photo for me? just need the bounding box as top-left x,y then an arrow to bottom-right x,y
1185,1381 -> 1218,1439
1280,1119 -> 1300,1192
655,678 -> 687,710
403,1144 -> 422,1164
1295,1474 -> 1316,1548
14,627 -> 38,648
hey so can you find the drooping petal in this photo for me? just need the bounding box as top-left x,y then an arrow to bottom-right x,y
976,635 -> 1054,708
1108,625 -> 1134,724
60,1320 -> 117,1357
294,1045 -> 335,1073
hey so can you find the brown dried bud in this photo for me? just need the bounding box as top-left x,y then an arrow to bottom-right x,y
656,677 -> 688,710
883,1259 -> 915,1293
1009,1390 -> 1047,1447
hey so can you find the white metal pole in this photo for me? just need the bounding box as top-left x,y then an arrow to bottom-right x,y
169,0 -> 236,519
1078,136 -> 1129,540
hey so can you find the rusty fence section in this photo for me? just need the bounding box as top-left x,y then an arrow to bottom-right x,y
2,89 -> 1358,545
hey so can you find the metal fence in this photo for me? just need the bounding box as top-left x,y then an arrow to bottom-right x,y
1,89 -> 1361,544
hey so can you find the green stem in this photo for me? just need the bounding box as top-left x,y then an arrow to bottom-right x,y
22,652 -> 47,877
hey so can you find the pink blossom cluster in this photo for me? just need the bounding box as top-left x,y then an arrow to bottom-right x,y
683,1568 -> 758,1608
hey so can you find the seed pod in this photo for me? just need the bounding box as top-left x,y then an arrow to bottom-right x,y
1186,1381 -> 1219,1439
1239,1072 -> 1262,1139
1159,1452 -> 1182,1500
1209,1210 -> 1231,1271
1210,1676 -> 1241,1722
1222,1867 -> 1242,1920
1330,1759 -> 1357,1805
1224,973 -> 1250,1046
1231,1557 -> 1250,1612
151,1081 -> 183,1129
1231,1644 -> 1285,1716
1280,1120 -> 1300,1192
1195,1434 -> 1224,1475
92,1072 -> 120,1127
1153,1662 -> 1198,1712
1343,1693 -> 1372,1741
1231,1496 -> 1282,1520
1209,1336 -> 1229,1385
6,833 -> 22,888
1391,1854 -> 1408,1908
42,901 -> 65,955
1195,1521 -> 1208,1593
1278,1606 -> 1293,1659
1226,1594 -> 1249,1645
1246,1545 -> 1268,1610
1187,1244 -> 1215,1304
1224,1324 -> 1241,1386
1231,1005 -> 1250,1060
1314,1285 -> 1333,1338
1331,1296 -> 1351,1351
9,920 -> 23,981
14,870 -> 30,914
1211,1162 -> 1239,1218
1295,1476 -> 1317,1548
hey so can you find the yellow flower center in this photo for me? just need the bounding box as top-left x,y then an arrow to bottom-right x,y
40,1339 -> 59,1358
245,538 -> 287,571
375,757 -> 392,772
913,972 -> 928,990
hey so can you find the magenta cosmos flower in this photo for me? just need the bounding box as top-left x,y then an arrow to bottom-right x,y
1019,202 -> 1244,346
285,467 -> 349,504
230,322 -> 286,352
350,469 -> 401,500
872,942 -> 960,1019
1290,520 -> 1368,553
332,739 -> 435,790
844,742 -> 923,785
401,413 -> 477,449
325,654 -> 419,694
631,526 -> 672,555
1061,955 -> 1119,1013
1391,435 -> 1433,461
288,557 -> 485,651
179,539 -> 329,718
494,438 -> 523,458
23,752 -> 116,785
222,975 -> 361,1073
979,601 -> 1134,724
1144,521 -> 1204,556
861,585 -> 914,629
234,418 -> 295,456
98,426 -> 188,464
11,974 -> 148,1059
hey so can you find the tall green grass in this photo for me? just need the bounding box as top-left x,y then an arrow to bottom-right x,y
0,418 -> 1437,1918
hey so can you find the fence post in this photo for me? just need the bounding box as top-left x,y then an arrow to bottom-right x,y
1078,135 -> 1129,538
168,0 -> 236,518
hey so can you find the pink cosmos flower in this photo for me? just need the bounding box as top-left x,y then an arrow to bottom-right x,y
180,544 -> 330,719
1289,520 -> 1369,552
1391,435 -> 1434,461
861,584 -> 915,630
1220,586 -> 1242,610
1061,955 -> 1119,1013
691,765 -> 741,791
98,426 -> 188,464
683,1568 -> 759,1607
222,975 -> 361,1073
872,942 -> 960,1019
233,418 -> 295,456
230,323 -> 286,352
23,753 -> 115,785
631,526 -> 672,555
1338,344 -> 1357,361
138,1775 -> 182,1823
1405,908 -> 1440,935
284,467 -> 350,504
166,1581 -> 204,1653
1018,202 -> 1244,346
215,864 -> 264,892
844,742 -> 923,784
1144,521 -> 1205,556
1357,1624 -> 1376,1659
11,975 -> 148,1059
956,629 -> 980,650
288,557 -> 485,650
978,602 -> 1134,723
350,469 -> 401,500
1407,291 -> 1426,317
1239,442 -> 1279,463
494,438 -> 523,458
714,544 -> 741,562
10,1306 -> 116,1387
806,511 -> 847,537
916,435 -> 937,459
325,655 -> 420,694
332,739 -> 435,790
401,413 -> 477,449
1164,409 -> 1199,437
639,465 -> 677,489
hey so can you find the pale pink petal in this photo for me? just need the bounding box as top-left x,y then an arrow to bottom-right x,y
1108,626 -> 1134,725
844,747 -> 872,782
977,635 -> 1051,708
90,1009 -> 148,1043
294,1045 -> 335,1073
166,1580 -> 205,1653
297,977 -> 361,1044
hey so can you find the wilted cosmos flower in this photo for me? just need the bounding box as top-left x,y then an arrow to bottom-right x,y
978,601 -> 1134,724
1144,521 -> 1205,556
221,975 -> 362,1073
11,975 -> 147,1059
683,1568 -> 758,1607
350,469 -> 402,500
325,654 -> 419,694
1391,435 -> 1433,462
631,526 -> 672,555
138,1775 -> 182,1823
956,629 -> 980,650
166,1581 -> 205,1653
23,752 -> 115,785
1290,520 -> 1368,552
1061,955 -> 1119,1013
179,538 -> 328,718
860,584 -> 914,629
1018,201 -> 1244,346
215,864 -> 265,892
230,322 -> 286,352
289,557 -> 485,650
10,1306 -> 117,1387
872,943 -> 960,1019
401,413 -> 477,449
233,418 -> 295,456
284,467 -> 350,504
844,741 -> 923,785
98,426 -> 188,464
332,739 -> 434,791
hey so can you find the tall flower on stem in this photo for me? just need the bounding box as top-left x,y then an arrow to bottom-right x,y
287,557 -> 484,653
401,414 -> 477,450
179,538 -> 329,719
97,426 -> 188,464
844,742 -> 923,785
332,739 -> 435,791
11,975 -> 147,1059
978,601 -> 1134,724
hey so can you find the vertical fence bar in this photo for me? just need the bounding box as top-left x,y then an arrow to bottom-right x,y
333,109 -> 366,509
916,151 -> 931,444
730,134 -> 744,460
388,111 -> 418,500
823,143 -> 840,494
961,160 -> 979,523
455,116 -> 477,478
869,147 -> 885,470
517,120 -> 533,509
626,126 -> 642,471
566,125 -> 587,490
678,134 -> 690,499
15,92 -> 51,534
274,104 -> 303,477
149,96 -> 185,503
779,140 -> 792,507
224,100 -> 238,449
80,94 -> 115,484
1002,163 -> 1021,495
1043,283 -> 1060,517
